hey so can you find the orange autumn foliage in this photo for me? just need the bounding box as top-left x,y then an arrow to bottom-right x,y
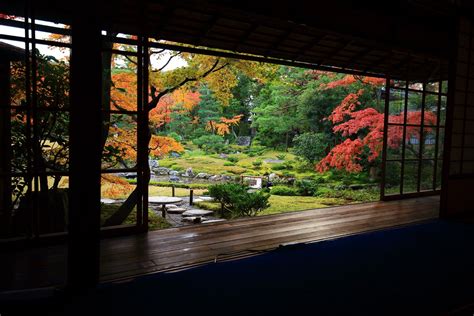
148,88 -> 201,128
101,174 -> 134,199
206,114 -> 243,135
149,135 -> 184,157
321,75 -> 385,90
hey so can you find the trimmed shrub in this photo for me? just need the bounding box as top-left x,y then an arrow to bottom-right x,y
295,180 -> 318,196
271,163 -> 286,171
208,183 -> 270,218
270,185 -> 299,196
192,135 -> 225,153
252,160 -> 263,168
227,156 -> 239,163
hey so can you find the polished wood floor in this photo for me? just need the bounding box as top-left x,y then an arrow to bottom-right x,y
1,196 -> 440,291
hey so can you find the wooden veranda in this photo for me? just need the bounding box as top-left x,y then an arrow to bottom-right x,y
1,196 -> 439,292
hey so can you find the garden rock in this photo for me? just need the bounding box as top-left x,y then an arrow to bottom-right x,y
221,175 -> 232,181
209,175 -> 222,181
166,207 -> 187,214
199,196 -> 214,201
219,153 -> 228,159
183,167 -> 194,178
169,175 -> 180,182
170,152 -> 181,158
264,158 -> 284,164
182,209 -> 214,217
268,173 -> 279,181
182,216 -> 207,223
195,173 -> 210,179
236,136 -> 251,146
169,170 -> 179,176
148,159 -> 159,169
155,167 -> 170,175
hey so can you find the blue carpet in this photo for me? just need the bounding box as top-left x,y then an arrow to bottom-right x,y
2,220 -> 474,315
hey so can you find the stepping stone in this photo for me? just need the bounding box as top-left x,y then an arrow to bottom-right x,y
199,196 -> 214,201
182,209 -> 214,217
166,207 -> 187,214
182,216 -> 207,223
202,219 -> 226,224
101,198 -> 117,204
192,198 -> 204,203
166,204 -> 179,209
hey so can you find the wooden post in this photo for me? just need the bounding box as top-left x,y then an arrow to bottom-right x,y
172,185 -> 175,197
189,189 -> 194,206
67,14 -> 102,292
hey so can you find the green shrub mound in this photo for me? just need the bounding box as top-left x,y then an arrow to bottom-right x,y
270,185 -> 299,196
208,183 -> 270,218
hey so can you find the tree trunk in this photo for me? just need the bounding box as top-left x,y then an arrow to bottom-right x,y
103,129 -> 151,226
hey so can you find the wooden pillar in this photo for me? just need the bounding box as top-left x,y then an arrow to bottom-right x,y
0,60 -> 12,235
441,15 -> 474,218
67,14 -> 102,291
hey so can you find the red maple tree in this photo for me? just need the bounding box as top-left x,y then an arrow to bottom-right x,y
316,77 -> 437,173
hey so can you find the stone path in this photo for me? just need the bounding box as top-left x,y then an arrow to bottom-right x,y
102,195 -> 222,228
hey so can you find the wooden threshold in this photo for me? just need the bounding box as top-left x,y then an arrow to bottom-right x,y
0,196 -> 439,292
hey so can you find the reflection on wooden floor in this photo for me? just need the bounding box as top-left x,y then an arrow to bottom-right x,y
1,196 -> 439,291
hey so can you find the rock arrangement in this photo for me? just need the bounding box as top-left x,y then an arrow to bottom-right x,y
152,167 -> 233,182
164,200 -> 225,225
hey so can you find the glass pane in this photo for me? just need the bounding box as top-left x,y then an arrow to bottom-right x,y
439,96 -> 447,126
422,127 -> 437,159
38,110 -> 69,172
388,89 -> 405,123
109,57 -> 138,112
438,128 -> 445,159
436,160 -> 443,190
3,176 -> 31,238
385,161 -> 401,195
441,80 -> 448,94
425,81 -> 440,93
102,113 -> 137,170
391,80 -> 406,88
404,126 -> 421,159
100,173 -> 137,226
387,125 -> 403,159
420,160 -> 435,191
10,58 -> 27,108
10,109 -> 30,174
35,45 -> 70,110
403,161 -> 419,193
39,175 -> 69,235
407,91 -> 423,125
100,173 -> 138,228
408,82 -> 423,91
423,93 -> 438,126
35,27 -> 71,44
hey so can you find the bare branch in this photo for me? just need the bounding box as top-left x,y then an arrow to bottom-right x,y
149,49 -> 165,55
123,54 -> 138,66
152,52 -> 182,72
147,59 -> 229,111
